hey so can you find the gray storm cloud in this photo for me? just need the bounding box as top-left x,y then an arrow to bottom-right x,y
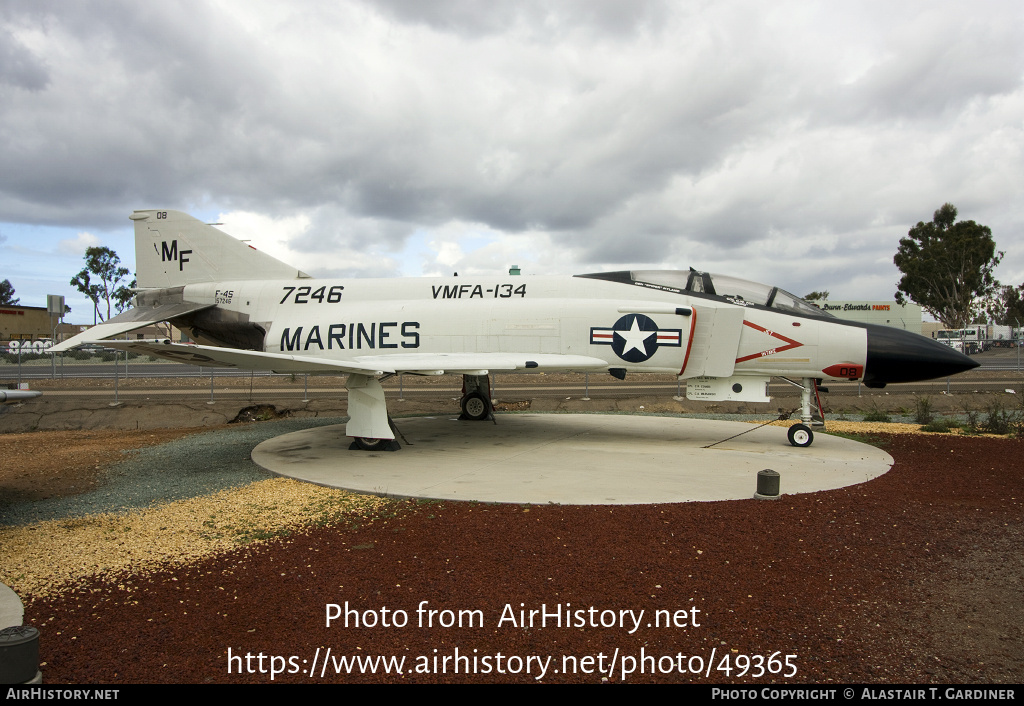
1,0 -> 1021,292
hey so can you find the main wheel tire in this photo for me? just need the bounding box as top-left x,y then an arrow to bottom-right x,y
354,437 -> 389,451
787,424 -> 813,448
461,392 -> 490,420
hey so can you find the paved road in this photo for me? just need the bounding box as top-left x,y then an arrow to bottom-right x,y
3,362 -> 268,378
5,377 -> 1018,401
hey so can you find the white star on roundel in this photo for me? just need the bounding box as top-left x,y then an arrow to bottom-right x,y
615,316 -> 656,357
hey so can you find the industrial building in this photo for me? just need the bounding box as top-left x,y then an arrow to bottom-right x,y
0,305 -> 67,342
816,301 -> 923,334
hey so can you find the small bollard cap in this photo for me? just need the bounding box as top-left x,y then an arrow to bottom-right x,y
0,625 -> 40,684
754,468 -> 780,500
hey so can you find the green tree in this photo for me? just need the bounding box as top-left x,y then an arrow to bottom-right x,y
70,246 -> 134,324
113,277 -> 137,314
69,269 -> 101,324
894,203 -> 1002,329
989,284 -> 1024,326
802,291 -> 830,302
0,278 -> 18,305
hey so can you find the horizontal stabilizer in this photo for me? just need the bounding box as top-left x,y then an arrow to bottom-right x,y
49,303 -> 214,353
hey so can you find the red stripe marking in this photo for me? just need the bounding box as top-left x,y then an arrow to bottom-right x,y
679,309 -> 697,376
734,320 -> 803,363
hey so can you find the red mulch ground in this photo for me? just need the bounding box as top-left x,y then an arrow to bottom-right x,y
24,434 -> 1024,683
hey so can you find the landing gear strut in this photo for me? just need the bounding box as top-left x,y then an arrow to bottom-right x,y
779,376 -> 826,448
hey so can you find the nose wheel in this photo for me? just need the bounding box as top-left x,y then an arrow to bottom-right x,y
787,423 -> 813,448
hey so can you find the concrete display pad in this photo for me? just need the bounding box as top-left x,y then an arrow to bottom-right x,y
0,582 -> 24,630
251,414 -> 894,505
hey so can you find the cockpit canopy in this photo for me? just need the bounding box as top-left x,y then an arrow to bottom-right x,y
581,270 -> 832,318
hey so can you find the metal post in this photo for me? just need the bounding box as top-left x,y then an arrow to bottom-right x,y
17,344 -> 22,387
1016,319 -> 1021,371
398,373 -> 404,402
113,350 -> 119,404
50,317 -> 56,379
303,373 -> 309,402
947,377 -> 950,395
582,373 -> 590,401
209,369 -> 215,404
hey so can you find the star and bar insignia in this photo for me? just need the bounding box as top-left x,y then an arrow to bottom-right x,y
590,313 -> 682,363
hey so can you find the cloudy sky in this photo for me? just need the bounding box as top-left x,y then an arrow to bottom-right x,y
2,0 -> 1022,321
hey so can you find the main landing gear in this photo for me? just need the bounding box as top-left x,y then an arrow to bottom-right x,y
346,373 -> 496,451
461,392 -> 490,420
346,374 -> 402,452
459,374 -> 496,422
351,436 -> 398,452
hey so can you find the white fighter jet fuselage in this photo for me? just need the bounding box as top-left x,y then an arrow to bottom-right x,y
51,210 -> 978,449
172,274 -> 864,380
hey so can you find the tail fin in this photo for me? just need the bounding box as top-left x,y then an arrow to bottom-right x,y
132,209 -> 309,289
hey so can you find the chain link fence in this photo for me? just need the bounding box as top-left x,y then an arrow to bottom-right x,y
3,345 -> 1022,408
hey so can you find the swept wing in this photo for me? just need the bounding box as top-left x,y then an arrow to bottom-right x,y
95,339 -> 609,376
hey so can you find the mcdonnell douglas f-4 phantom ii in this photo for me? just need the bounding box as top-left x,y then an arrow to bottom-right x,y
51,210 -> 978,449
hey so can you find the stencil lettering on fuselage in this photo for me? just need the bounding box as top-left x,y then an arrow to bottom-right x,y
430,283 -> 527,299
279,322 -> 420,351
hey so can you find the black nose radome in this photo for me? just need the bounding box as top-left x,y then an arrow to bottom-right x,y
862,324 -> 979,387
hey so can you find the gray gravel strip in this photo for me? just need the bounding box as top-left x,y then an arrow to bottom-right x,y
1,417 -> 345,527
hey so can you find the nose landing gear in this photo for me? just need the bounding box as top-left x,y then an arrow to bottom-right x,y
778,376 -> 826,447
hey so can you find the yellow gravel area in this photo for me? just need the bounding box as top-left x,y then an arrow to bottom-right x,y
760,419 -> 941,435
1,477 -> 393,600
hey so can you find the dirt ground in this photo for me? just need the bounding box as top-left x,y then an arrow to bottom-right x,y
2,403 -> 1022,683
0,428 -> 204,502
